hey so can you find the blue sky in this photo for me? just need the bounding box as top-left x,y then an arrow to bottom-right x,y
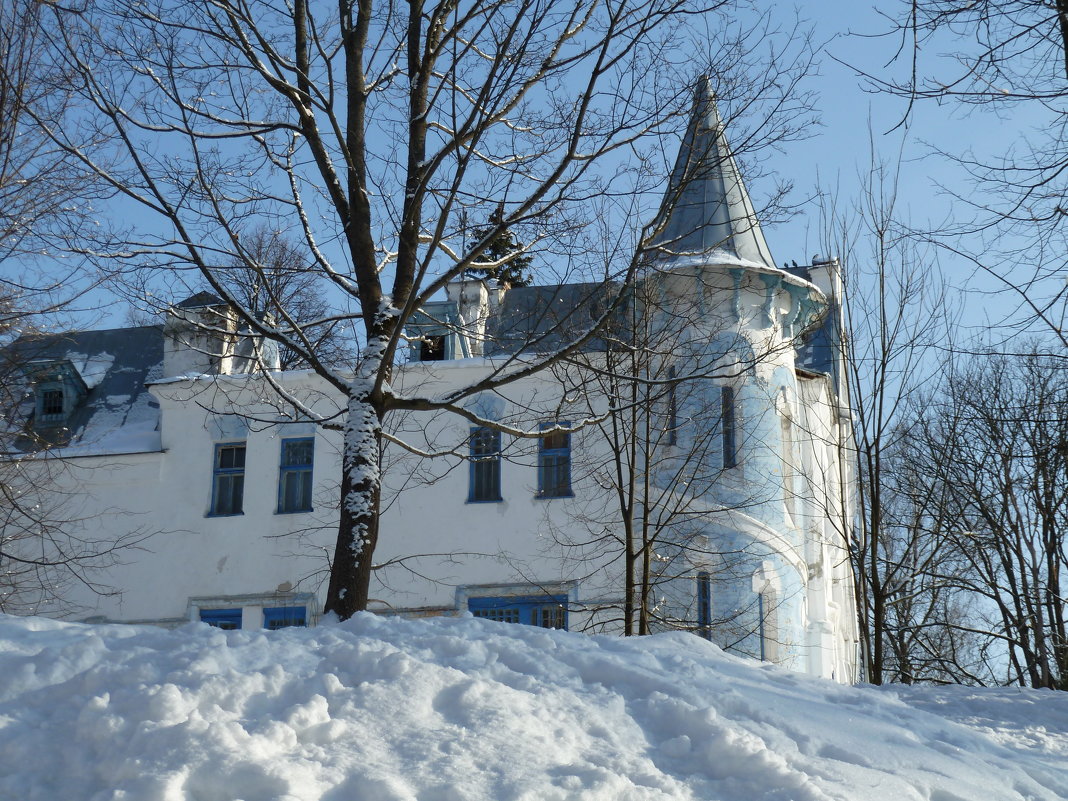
25,0 -> 1057,340
749,0 -> 1067,343
761,2 -> 982,261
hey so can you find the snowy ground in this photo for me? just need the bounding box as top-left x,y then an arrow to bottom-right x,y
1,614 -> 1065,801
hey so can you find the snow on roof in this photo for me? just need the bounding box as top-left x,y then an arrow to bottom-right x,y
0,613 -> 1064,800
6,326 -> 163,456
63,350 -> 116,390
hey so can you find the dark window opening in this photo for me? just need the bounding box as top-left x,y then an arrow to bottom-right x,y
41,388 -> 64,418
420,334 -> 446,361
666,365 -> 678,445
697,572 -> 712,640
721,386 -> 736,468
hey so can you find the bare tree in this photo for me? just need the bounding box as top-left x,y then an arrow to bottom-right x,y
207,225 -> 356,370
905,349 -> 1068,689
0,300 -> 150,616
817,144 -> 960,684
0,0 -> 105,263
0,1 -> 135,614
864,1 -> 1068,345
39,0 -> 814,618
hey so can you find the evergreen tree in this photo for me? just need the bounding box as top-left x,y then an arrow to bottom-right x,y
467,206 -> 533,287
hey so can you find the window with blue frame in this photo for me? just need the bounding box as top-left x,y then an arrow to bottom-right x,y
210,442 -> 246,516
469,427 -> 502,502
468,595 -> 568,629
721,386 -> 737,468
29,362 -> 87,431
200,608 -> 242,629
696,571 -> 712,640
278,437 -> 314,513
537,423 -> 572,498
263,606 -> 307,629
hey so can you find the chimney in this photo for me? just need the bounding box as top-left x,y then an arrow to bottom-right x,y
232,313 -> 282,374
445,278 -> 492,357
163,292 -> 239,377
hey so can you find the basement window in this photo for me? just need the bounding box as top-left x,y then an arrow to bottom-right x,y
263,606 -> 307,629
468,595 -> 568,630
200,608 -> 242,630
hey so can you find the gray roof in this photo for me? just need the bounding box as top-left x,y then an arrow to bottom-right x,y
176,291 -> 226,309
485,283 -> 627,356
648,78 -> 777,270
6,326 -> 164,455
783,263 -> 841,383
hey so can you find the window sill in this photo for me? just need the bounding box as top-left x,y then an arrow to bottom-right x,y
534,492 -> 574,500
466,498 -> 503,504
206,512 -> 245,518
275,508 -> 314,515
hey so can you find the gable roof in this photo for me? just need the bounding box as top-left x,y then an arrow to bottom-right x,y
175,291 -> 226,309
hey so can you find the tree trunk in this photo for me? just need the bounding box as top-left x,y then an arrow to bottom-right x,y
324,378 -> 385,619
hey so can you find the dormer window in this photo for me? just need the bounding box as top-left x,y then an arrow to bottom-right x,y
23,360 -> 88,429
39,387 -> 65,422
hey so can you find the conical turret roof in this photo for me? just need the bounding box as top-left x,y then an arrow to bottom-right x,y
649,77 -> 777,270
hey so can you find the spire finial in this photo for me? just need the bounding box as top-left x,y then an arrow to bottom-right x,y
693,75 -> 721,132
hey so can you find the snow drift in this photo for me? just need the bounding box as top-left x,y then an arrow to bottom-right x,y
0,613 -> 1065,800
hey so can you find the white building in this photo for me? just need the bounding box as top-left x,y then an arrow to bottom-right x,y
4,82 -> 859,682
